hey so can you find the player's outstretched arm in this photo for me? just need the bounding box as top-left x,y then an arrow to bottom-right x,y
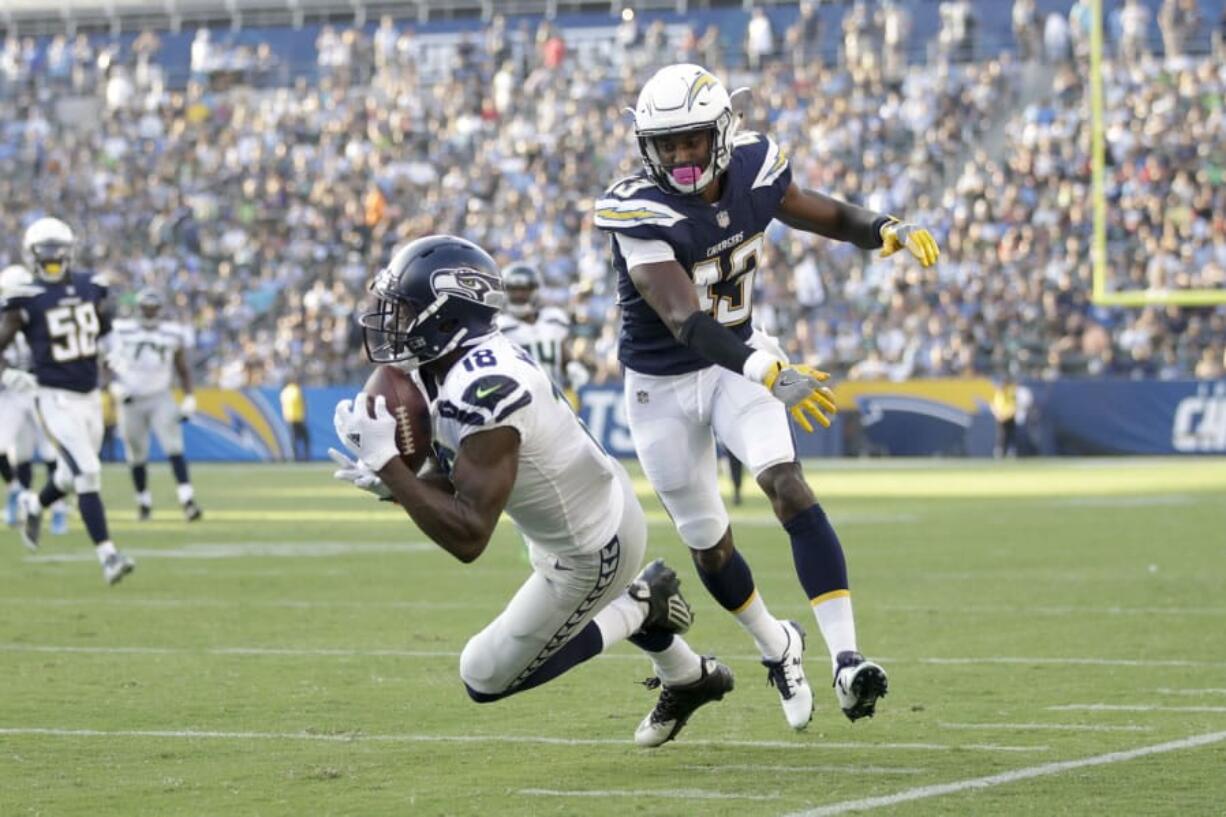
0,311 -> 36,391
378,427 -> 520,564
628,260 -> 836,431
776,184 -> 939,267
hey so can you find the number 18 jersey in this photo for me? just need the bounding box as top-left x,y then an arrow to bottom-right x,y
594,132 -> 791,376
1,271 -> 108,393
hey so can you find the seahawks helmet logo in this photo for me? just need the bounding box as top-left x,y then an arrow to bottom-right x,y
431,268 -> 505,308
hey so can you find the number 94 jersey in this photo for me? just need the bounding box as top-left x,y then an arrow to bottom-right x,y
595,132 -> 791,376
1,271 -> 109,393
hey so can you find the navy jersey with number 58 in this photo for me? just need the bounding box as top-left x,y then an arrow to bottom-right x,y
594,132 -> 791,376
2,271 -> 109,392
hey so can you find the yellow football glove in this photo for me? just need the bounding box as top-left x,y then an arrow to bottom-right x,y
762,361 -> 838,433
880,217 -> 940,267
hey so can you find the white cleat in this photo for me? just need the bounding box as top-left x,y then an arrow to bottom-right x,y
17,491 -> 41,551
102,552 -> 136,586
762,620 -> 814,730
834,651 -> 888,721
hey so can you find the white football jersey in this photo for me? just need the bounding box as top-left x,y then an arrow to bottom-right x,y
415,333 -> 623,557
496,307 -> 571,387
106,318 -> 193,397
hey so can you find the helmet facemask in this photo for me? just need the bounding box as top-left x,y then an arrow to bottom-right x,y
28,240 -> 73,283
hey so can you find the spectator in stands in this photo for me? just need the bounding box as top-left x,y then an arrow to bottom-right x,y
745,7 -> 775,70
1159,0 -> 1199,58
1119,0 -> 1152,61
1043,11 -> 1072,65
1013,0 -> 1041,62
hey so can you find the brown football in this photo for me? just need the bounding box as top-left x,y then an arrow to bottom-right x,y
362,365 -> 432,472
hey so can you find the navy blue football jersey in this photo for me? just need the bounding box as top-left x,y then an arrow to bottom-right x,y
595,132 -> 792,376
2,271 -> 109,392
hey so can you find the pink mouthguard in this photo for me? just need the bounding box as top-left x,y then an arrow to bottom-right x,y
670,165 -> 703,186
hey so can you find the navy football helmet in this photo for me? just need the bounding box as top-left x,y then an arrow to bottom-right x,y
361,235 -> 506,369
501,262 -> 542,319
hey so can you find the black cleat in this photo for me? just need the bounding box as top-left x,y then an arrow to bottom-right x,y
137,503 -> 152,521
627,558 -> 692,634
18,493 -> 41,551
635,657 -> 734,747
833,651 -> 889,721
183,500 -> 202,522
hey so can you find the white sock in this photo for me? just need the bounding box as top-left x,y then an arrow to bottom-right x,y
735,592 -> 789,661
25,493 -> 43,515
95,540 -> 117,563
176,483 -> 194,504
593,593 -> 647,648
137,490 -> 152,507
813,592 -> 858,672
645,636 -> 703,686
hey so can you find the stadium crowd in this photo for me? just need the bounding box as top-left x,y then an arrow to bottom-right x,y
1,1 -> 1223,388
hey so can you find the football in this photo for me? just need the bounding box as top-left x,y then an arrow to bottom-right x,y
362,364 -> 432,472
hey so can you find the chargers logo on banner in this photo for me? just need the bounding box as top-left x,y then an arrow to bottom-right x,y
838,380 -> 997,456
1172,383 -> 1226,453
184,389 -> 291,461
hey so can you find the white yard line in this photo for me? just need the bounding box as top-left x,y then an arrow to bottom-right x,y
887,604 -> 1226,617
939,722 -> 1152,733
922,656 -> 1226,669
1156,688 -> 1226,696
680,763 -> 923,776
779,730 -> 1226,817
23,542 -> 433,562
1050,704 -> 1226,714
518,787 -> 782,801
5,642 -> 1225,671
0,726 -> 1045,753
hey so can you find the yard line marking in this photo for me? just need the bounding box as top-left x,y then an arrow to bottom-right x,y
680,764 -> 923,776
1050,704 -> 1226,714
1156,688 -> 1226,696
939,722 -> 1152,733
4,643 -> 1223,671
0,727 -> 1046,753
1047,495 -> 1195,508
921,656 -> 1226,669
887,604 -> 1226,617
780,730 -> 1226,817
0,597 -> 477,610
23,542 -> 434,562
518,788 -> 781,801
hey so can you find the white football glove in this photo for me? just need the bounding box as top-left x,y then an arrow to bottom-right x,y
108,381 -> 132,404
1,368 -> 37,393
328,447 -> 392,501
565,359 -> 590,390
179,393 -> 197,421
333,392 -> 400,472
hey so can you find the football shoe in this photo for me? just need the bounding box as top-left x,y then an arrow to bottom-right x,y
834,651 -> 888,721
635,656 -> 734,748
628,558 -> 693,635
763,620 -> 814,730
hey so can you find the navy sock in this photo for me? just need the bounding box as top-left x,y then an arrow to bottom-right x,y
169,454 -> 190,485
783,503 -> 850,602
38,482 -> 66,509
131,463 -> 148,494
695,548 -> 757,612
464,621 -> 604,703
0,454 -> 11,484
729,455 -> 743,496
77,492 -> 111,545
628,629 -> 675,653
15,461 -> 32,489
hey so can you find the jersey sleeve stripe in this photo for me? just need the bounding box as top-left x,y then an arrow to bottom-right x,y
753,137 -> 789,190
594,198 -> 686,229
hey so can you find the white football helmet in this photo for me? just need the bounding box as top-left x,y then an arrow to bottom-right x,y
632,63 -> 739,195
23,217 -> 76,283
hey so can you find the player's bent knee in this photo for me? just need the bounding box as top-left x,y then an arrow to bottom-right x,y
53,467 -> 75,494
74,471 -> 101,494
758,463 -> 813,514
677,515 -> 727,552
458,636 -> 509,701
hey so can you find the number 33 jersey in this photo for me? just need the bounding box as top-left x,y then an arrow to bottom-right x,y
1,270 -> 109,393
413,333 -> 624,557
595,132 -> 791,376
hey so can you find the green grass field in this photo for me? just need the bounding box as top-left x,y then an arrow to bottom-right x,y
3,458 -> 1225,816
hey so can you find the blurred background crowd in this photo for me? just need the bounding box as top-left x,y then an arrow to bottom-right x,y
1,0 -> 1223,389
